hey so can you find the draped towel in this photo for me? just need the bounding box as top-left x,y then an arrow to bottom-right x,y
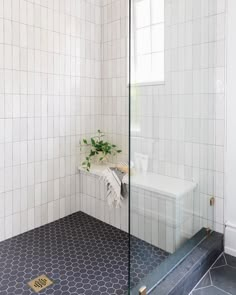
101,167 -> 128,208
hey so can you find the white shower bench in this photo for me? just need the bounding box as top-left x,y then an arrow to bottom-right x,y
78,165 -> 197,253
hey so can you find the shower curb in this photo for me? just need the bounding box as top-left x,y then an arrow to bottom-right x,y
149,232 -> 224,295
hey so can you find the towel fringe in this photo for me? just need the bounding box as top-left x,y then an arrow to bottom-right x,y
101,167 -> 127,208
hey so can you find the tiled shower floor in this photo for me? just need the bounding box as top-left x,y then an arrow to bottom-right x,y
0,212 -> 169,295
190,253 -> 236,295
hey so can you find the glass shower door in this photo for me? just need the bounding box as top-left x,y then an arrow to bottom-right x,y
128,0 -> 223,293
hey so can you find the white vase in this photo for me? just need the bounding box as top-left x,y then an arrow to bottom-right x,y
96,152 -> 108,165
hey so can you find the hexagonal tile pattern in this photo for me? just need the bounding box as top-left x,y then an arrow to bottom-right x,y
0,212 -> 169,294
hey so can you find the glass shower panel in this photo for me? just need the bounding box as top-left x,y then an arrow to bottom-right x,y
129,0 -> 223,293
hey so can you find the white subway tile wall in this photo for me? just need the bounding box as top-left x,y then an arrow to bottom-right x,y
0,0 -> 103,241
130,0 -> 226,233
79,169 -> 195,254
78,0 -> 226,245
0,0 -> 226,243
130,186 -> 195,254
101,0 -> 129,162
79,170 -> 129,232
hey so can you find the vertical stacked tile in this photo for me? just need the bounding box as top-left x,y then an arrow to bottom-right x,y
101,0 -> 129,163
129,0 -> 226,235
0,0 -> 103,241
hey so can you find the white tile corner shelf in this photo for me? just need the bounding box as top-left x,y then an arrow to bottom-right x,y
78,163 -> 117,176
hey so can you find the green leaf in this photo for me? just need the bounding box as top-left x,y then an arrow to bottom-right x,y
81,130 -> 122,172
91,138 -> 95,145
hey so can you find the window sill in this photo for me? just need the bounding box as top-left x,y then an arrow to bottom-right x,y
128,81 -> 165,87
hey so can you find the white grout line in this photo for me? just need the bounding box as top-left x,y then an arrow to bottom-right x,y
223,253 -> 227,265
195,285 -> 213,291
211,265 -> 226,270
214,285 -> 232,295
211,253 -> 227,269
192,284 -> 232,295
209,270 -> 213,286
189,271 -> 211,293
225,254 -> 236,269
226,264 -> 236,270
189,252 -> 224,294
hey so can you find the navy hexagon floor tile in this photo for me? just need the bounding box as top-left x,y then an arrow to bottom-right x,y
0,212 -> 169,295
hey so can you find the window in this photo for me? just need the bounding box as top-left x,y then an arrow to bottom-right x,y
131,0 -> 165,85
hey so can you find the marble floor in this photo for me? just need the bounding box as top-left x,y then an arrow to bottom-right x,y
190,253 -> 236,295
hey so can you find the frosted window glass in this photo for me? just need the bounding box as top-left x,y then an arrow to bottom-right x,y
132,0 -> 165,84
152,0 -> 164,24
152,52 -> 164,81
136,0 -> 151,28
152,24 -> 164,52
136,27 -> 151,55
136,55 -> 151,83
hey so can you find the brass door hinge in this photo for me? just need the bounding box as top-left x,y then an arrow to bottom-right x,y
139,286 -> 147,295
206,227 -> 211,237
210,197 -> 215,206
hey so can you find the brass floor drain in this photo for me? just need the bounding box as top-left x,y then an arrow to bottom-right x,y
27,275 -> 53,293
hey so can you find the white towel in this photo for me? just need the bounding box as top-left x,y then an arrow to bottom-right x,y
122,173 -> 129,185
101,168 -> 126,208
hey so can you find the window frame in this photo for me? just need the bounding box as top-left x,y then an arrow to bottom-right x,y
130,0 -> 165,86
